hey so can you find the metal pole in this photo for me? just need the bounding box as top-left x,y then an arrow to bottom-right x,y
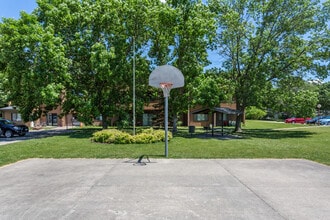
165,96 -> 168,157
132,37 -> 136,135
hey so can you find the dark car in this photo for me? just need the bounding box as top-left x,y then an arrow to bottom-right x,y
0,119 -> 29,138
306,116 -> 325,125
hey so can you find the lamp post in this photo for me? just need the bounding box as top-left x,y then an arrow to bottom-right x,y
132,37 -> 136,135
317,104 -> 321,116
317,104 -> 321,125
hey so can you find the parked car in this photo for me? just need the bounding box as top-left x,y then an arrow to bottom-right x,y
319,116 -> 330,125
306,116 -> 325,125
0,119 -> 29,138
284,117 -> 307,124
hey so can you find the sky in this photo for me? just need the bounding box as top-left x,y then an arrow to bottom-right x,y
0,0 -> 37,19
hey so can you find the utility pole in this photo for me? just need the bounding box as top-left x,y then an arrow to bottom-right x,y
133,36 -> 136,135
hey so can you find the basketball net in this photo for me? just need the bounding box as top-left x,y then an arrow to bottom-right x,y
160,82 -> 173,97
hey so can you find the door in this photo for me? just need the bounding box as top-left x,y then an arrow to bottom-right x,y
47,113 -> 58,126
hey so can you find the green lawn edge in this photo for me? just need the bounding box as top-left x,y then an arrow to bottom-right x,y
0,120 -> 329,167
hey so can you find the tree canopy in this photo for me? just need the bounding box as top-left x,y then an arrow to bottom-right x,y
0,12 -> 69,121
318,82 -> 330,113
209,0 -> 329,131
0,0 -> 329,129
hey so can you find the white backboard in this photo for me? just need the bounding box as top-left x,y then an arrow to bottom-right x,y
149,65 -> 184,89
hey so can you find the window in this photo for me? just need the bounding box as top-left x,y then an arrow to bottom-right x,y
143,113 -> 154,126
95,115 -> 103,121
47,113 -> 58,126
11,113 -> 22,121
193,114 -> 209,122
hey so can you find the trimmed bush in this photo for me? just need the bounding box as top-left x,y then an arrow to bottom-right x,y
91,128 -> 172,144
91,129 -> 133,144
245,106 -> 267,120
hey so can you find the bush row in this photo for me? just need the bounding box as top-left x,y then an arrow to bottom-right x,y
91,128 -> 172,144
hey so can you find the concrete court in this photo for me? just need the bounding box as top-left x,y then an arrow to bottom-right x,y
0,159 -> 329,220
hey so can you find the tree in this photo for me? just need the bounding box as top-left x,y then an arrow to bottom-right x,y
149,0 -> 216,132
264,78 -> 320,118
34,0 -> 151,128
245,106 -> 267,120
282,90 -> 319,118
190,70 -> 232,109
0,13 -> 70,121
318,82 -> 330,112
209,0 -> 329,132
0,61 -> 8,107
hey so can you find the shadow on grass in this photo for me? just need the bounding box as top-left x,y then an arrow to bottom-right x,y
62,128 -> 101,139
240,129 -> 315,139
174,127 -> 315,140
173,128 -> 241,140
63,127 -> 315,141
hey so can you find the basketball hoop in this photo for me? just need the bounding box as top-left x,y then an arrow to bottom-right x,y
149,65 -> 184,157
160,82 -> 173,97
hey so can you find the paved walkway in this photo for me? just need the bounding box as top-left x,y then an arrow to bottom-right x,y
0,127 -> 74,146
0,159 -> 329,219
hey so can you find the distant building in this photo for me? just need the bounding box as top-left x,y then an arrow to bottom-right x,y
1,101 -> 239,128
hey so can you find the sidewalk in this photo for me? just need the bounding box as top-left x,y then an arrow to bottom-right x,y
0,159 -> 329,219
0,126 -> 74,146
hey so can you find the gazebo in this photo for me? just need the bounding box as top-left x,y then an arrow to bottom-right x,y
192,107 -> 241,136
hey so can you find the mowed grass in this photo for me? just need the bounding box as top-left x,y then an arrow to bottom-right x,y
0,120 -> 329,167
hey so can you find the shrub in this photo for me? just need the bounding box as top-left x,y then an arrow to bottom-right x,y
245,106 -> 267,120
91,128 -> 172,144
91,129 -> 133,144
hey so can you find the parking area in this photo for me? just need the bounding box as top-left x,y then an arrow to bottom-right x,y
0,127 -> 74,146
0,159 -> 329,219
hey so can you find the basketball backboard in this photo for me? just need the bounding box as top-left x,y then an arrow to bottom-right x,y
149,65 -> 184,89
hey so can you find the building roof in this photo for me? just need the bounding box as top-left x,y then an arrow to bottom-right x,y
0,106 -> 18,111
192,107 -> 241,115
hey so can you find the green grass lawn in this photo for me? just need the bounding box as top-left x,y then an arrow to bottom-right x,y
0,120 -> 329,167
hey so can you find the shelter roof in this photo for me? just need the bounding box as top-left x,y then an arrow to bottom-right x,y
0,106 -> 18,112
192,107 -> 241,115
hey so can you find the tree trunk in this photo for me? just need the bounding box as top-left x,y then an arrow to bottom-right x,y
234,102 -> 244,133
172,114 -> 178,133
101,114 -> 108,129
235,114 -> 243,133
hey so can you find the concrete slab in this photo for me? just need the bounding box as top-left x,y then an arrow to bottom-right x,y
0,159 -> 329,219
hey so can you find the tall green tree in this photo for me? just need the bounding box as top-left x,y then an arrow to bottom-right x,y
34,0 -> 151,128
0,61 -> 8,107
0,12 -> 70,121
190,70 -> 232,109
149,0 -> 216,132
262,77 -> 321,118
318,82 -> 330,112
209,0 -> 329,131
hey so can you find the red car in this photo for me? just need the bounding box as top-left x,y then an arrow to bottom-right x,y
285,117 -> 308,124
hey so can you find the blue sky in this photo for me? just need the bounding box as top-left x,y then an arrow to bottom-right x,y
0,0 -> 37,19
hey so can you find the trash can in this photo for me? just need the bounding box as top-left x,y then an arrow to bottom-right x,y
189,125 -> 195,134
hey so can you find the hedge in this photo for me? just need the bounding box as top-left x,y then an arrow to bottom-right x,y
91,128 -> 172,144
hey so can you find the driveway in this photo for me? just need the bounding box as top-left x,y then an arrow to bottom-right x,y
0,159 -> 329,219
0,127 -> 74,146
